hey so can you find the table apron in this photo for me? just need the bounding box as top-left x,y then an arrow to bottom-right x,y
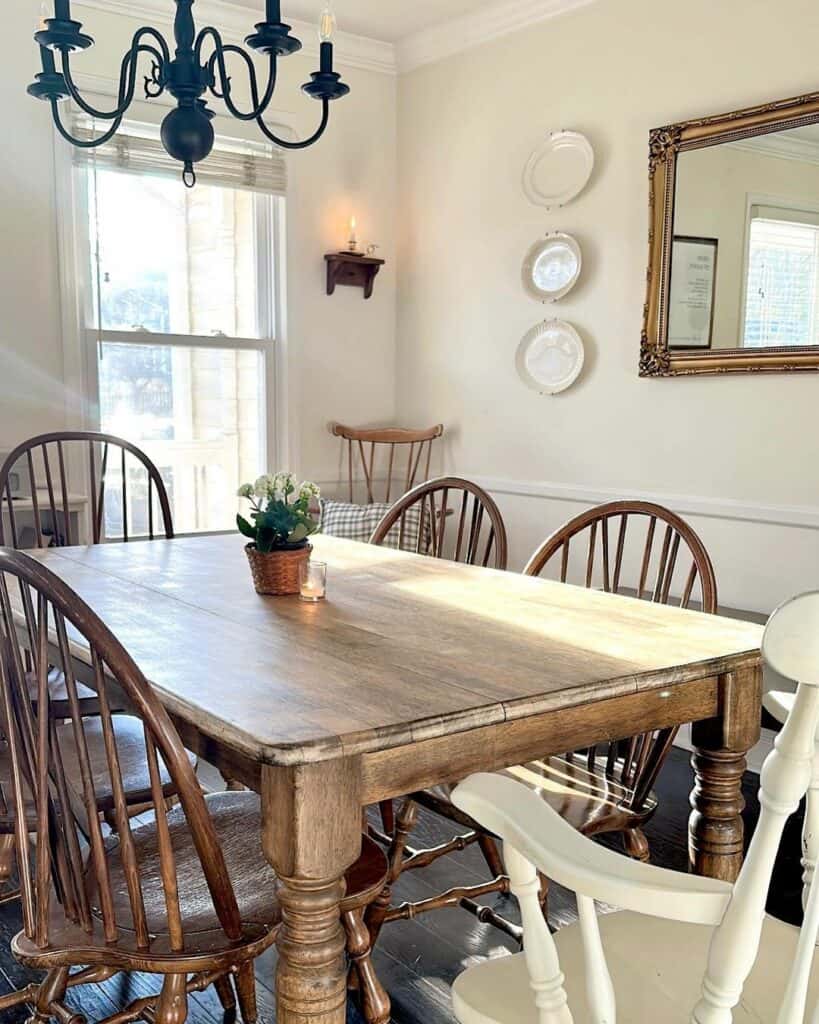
359,675 -> 721,804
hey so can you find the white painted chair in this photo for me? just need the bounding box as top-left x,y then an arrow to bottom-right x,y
450,591 -> 819,1024
764,688 -> 819,912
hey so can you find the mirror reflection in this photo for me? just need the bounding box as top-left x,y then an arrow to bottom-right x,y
669,123 -> 819,350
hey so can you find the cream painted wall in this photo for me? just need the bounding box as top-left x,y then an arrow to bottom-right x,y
675,140 -> 819,348
0,4 -> 66,442
0,2 -> 397,481
396,0 -> 819,613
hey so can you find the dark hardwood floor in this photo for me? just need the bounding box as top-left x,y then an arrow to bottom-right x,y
0,748 -> 804,1024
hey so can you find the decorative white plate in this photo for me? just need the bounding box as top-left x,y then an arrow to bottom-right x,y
522,233 -> 582,302
516,320 -> 585,394
522,130 -> 594,209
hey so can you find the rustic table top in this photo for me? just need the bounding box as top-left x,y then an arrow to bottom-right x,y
27,534 -> 763,766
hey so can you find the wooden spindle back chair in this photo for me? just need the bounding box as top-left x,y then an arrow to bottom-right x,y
523,500 -> 718,853
0,431 -> 174,549
369,477 -> 508,570
450,592 -> 819,1024
0,548 -> 275,1024
331,423 -> 444,505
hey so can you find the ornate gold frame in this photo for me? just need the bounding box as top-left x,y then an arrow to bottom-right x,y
640,89 -> 819,377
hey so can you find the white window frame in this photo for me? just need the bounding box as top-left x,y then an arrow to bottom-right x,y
53,87 -> 295,493
738,191 -> 819,347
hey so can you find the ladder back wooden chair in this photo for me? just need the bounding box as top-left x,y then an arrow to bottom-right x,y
450,591 -> 819,1024
369,476 -> 508,569
331,423 -> 444,505
0,548 -> 392,1024
367,501 -> 715,946
0,430 -> 174,550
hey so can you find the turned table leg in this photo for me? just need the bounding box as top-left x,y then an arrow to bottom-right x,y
689,667 -> 762,881
262,758 -> 363,1024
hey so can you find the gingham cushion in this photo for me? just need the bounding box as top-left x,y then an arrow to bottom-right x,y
319,499 -> 427,552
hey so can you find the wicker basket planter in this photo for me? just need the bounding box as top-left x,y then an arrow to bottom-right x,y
245,542 -> 312,596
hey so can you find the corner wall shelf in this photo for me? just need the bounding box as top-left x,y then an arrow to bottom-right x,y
325,252 -> 385,300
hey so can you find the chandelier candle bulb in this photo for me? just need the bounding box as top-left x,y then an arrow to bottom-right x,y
319,4 -> 336,42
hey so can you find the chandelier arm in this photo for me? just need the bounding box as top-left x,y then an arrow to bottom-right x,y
197,27 -> 277,121
51,99 -> 123,147
255,98 -> 330,149
60,26 -> 170,120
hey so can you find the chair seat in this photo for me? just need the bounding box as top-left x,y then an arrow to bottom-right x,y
17,791 -> 388,966
26,668 -> 100,717
55,714 -> 197,814
452,911 -> 817,1024
420,755 -> 657,837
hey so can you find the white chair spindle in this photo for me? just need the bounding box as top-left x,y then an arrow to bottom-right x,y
505,843 -> 574,1024
777,830 -> 819,1024
577,894 -> 616,1024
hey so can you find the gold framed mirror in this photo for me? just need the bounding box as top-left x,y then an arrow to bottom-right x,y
641,90 -> 819,376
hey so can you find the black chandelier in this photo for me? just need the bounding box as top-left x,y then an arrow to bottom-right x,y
28,0 -> 350,186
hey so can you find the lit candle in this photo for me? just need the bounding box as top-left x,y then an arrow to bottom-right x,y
299,560 -> 327,602
37,2 -> 49,32
348,215 -> 358,252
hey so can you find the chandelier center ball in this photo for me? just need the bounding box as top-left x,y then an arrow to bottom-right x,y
160,105 -> 215,166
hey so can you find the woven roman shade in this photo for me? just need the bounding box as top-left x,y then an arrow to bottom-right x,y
72,117 -> 287,195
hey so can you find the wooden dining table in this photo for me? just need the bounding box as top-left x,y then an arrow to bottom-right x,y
25,532 -> 764,1024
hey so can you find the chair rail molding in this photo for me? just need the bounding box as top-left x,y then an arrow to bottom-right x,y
473,476 -> 819,532
397,0 -> 598,73
74,0 -> 397,75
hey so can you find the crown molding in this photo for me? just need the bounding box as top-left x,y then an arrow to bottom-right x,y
74,0 -> 397,75
397,0 -> 598,73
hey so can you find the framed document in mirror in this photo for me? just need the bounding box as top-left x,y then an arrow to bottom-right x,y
640,88 -> 819,376
668,236 -> 717,349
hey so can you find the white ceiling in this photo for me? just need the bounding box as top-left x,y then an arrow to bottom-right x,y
220,0 -> 501,42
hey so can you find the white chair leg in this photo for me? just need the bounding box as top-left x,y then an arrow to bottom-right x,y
505,843 -> 574,1024
577,895 -> 616,1024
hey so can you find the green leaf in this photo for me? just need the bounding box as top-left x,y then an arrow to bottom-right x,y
236,514 -> 257,540
256,528 -> 277,553
288,523 -> 309,543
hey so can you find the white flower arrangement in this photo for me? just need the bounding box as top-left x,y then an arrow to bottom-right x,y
236,472 -> 321,552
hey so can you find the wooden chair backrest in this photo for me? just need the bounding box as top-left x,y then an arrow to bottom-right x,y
524,501 -> 718,808
453,592 -> 819,1024
331,423 -> 444,505
0,431 -> 174,548
0,547 -> 242,955
369,476 -> 508,571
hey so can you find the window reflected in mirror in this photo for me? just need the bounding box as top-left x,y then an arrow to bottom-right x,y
670,124 -> 819,351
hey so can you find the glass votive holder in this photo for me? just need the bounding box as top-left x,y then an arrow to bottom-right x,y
299,559 -> 327,602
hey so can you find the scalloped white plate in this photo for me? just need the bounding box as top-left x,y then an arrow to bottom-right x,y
522,233 -> 582,302
522,130 -> 594,209
516,320 -> 585,395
